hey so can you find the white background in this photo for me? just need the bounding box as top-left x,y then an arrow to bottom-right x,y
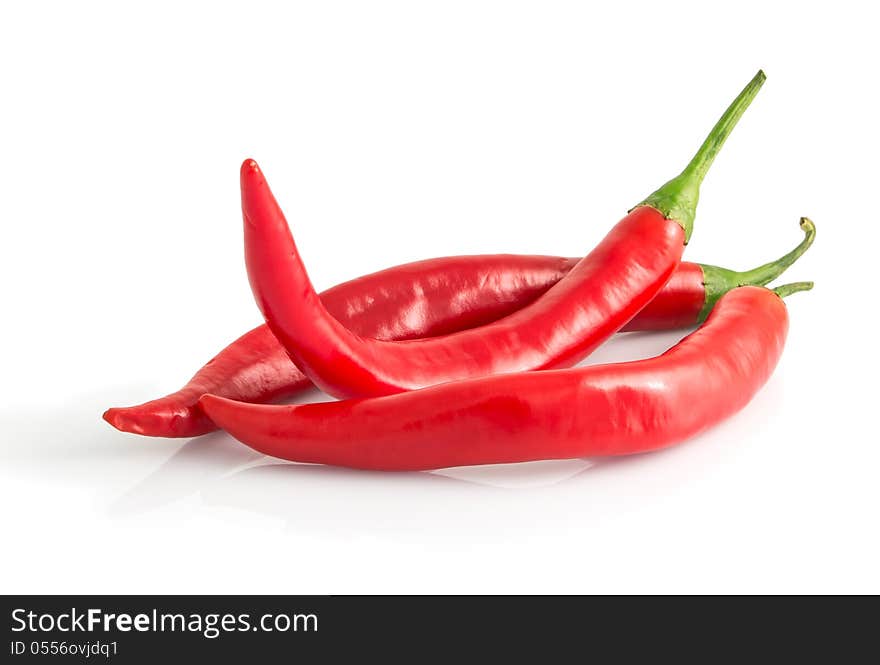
1,1 -> 877,594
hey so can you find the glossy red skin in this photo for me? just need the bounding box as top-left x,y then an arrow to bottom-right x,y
243,159 -> 686,398
105,253 -> 706,437
201,287 -> 788,471
103,254 -> 576,437
622,261 -> 705,331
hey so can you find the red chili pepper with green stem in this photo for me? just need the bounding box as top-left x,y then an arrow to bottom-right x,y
104,218 -> 813,438
243,71 -> 766,399
200,282 -> 812,471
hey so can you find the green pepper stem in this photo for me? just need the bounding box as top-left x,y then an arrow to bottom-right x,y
773,281 -> 814,298
697,217 -> 816,322
736,217 -> 816,286
637,70 -> 766,241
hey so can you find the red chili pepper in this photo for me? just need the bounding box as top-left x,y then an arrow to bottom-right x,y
243,72 -> 765,399
199,282 -> 811,471
104,220 -> 813,438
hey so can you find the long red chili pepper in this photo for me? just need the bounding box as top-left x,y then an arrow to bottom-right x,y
243,72 -> 766,399
104,219 -> 813,438
199,282 -> 811,471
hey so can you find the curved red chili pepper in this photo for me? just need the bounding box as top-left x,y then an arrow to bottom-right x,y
103,217 -> 812,438
243,72 -> 765,398
199,283 -> 811,471
102,254 -> 575,437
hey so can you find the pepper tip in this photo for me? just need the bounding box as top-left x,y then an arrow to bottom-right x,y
241,158 -> 260,176
198,393 -> 220,409
103,407 -> 141,434
198,394 -> 225,420
102,407 -> 120,429
103,404 -> 196,437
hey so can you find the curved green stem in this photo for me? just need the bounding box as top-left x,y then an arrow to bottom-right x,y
637,70 -> 766,241
773,281 -> 814,298
698,217 -> 817,321
736,217 -> 816,285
